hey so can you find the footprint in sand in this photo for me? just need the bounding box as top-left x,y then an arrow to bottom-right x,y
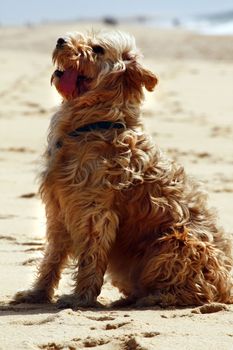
82,337 -> 110,347
122,337 -> 140,350
40,338 -> 110,349
0,214 -> 17,220
20,241 -> 43,247
39,343 -> 68,350
105,321 -> 131,330
0,235 -> 17,242
210,126 -> 232,138
142,331 -> 161,338
17,240 -> 44,253
120,331 -> 161,350
22,257 -> 40,266
192,303 -> 229,314
0,147 -> 36,153
10,314 -> 58,326
85,315 -> 115,321
19,192 -> 37,199
24,246 -> 43,252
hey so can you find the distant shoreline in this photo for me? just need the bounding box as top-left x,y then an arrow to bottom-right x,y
1,12 -> 233,35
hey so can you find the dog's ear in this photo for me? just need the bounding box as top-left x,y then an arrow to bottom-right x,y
123,53 -> 158,92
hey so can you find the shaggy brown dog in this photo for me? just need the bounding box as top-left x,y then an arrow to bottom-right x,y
13,31 -> 232,308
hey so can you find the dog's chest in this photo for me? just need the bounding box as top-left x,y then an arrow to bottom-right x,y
44,137 -> 114,188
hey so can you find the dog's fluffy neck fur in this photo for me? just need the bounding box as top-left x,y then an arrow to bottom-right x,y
54,92 -> 144,139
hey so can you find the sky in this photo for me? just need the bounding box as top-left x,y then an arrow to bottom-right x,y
1,0 -> 233,25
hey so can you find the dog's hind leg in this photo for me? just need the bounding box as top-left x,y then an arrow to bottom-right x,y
138,229 -> 233,306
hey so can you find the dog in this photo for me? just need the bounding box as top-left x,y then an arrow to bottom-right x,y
13,30 -> 232,308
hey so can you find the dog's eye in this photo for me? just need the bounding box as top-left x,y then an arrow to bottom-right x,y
92,45 -> 105,55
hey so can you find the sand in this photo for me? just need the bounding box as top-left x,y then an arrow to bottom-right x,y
0,22 -> 233,350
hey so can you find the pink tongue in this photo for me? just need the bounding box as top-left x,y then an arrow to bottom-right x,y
59,68 -> 78,97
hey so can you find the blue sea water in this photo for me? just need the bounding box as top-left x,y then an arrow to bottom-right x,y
147,11 -> 233,35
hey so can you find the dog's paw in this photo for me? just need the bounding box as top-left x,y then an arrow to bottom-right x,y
11,289 -> 51,304
56,294 -> 101,310
111,296 -> 136,308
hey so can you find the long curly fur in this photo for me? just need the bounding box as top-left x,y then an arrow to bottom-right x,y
13,30 -> 232,308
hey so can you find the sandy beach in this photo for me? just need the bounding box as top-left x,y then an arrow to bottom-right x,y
0,22 -> 233,349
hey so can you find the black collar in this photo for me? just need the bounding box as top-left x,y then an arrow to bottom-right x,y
68,121 -> 124,137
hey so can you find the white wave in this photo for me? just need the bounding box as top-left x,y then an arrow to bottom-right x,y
146,14 -> 233,36
182,19 -> 233,35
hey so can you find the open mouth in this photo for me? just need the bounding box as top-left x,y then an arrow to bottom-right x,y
53,67 -> 91,99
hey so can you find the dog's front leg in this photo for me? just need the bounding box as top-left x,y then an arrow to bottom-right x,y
12,208 -> 71,304
57,210 -> 118,309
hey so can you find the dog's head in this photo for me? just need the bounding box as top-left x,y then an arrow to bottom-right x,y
51,31 -> 158,103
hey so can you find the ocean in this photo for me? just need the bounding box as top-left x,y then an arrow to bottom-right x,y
147,10 -> 233,35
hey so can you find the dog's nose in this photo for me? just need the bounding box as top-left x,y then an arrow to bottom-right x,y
56,37 -> 66,48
